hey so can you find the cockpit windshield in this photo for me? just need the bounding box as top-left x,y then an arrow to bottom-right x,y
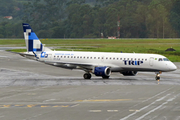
163,58 -> 170,61
158,58 -> 170,61
158,58 -> 163,61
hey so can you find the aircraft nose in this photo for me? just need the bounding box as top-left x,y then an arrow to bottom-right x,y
168,63 -> 177,71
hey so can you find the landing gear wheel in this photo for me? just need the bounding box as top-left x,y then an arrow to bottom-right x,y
102,76 -> 110,79
155,74 -> 160,81
83,73 -> 91,79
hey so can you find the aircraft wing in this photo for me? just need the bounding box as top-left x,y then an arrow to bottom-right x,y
44,61 -> 95,70
43,60 -> 117,71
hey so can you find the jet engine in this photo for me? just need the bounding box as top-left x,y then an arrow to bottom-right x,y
93,67 -> 111,77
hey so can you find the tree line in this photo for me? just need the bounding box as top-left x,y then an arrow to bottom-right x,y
0,0 -> 180,38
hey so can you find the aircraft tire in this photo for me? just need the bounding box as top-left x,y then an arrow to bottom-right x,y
102,76 -> 110,79
155,74 -> 160,81
83,73 -> 91,79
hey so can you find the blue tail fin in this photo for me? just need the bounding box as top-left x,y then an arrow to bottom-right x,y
22,23 -> 43,52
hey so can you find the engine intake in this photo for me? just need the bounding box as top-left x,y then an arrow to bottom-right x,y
93,67 -> 111,76
121,71 -> 138,76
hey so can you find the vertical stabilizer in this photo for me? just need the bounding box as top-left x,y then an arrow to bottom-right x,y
22,23 -> 43,52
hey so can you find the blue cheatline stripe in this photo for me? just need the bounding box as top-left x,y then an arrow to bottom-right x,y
28,32 -> 39,40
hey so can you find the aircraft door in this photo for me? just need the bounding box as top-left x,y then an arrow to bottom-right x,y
48,54 -> 52,60
149,57 -> 154,66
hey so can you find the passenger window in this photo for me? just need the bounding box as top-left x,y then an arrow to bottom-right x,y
98,57 -> 100,59
94,57 -> 96,59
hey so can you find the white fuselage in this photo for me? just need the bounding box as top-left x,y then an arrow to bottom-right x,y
37,51 -> 177,72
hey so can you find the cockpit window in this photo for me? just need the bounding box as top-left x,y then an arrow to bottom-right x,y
158,58 -> 170,61
163,58 -> 169,61
158,58 -> 163,61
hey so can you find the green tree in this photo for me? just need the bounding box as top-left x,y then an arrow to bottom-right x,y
148,0 -> 178,38
170,0 -> 180,37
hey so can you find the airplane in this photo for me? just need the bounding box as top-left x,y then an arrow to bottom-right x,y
22,23 -> 177,81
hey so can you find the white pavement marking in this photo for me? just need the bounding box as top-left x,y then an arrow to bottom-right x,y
156,94 -> 170,101
135,94 -> 178,120
71,104 -> 79,107
107,110 -> 119,112
106,87 -> 174,120
120,90 -> 174,120
123,94 -> 177,120
43,99 -> 56,102
129,110 -> 140,112
89,110 -> 102,112
135,101 -> 168,120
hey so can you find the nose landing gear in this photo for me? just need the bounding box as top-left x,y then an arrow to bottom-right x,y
155,71 -> 162,81
156,74 -> 160,81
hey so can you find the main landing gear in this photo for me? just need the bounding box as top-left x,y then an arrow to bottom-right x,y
83,73 -> 110,79
155,71 -> 162,81
83,73 -> 91,79
102,76 -> 110,79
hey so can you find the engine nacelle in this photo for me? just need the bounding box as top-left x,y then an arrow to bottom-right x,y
93,67 -> 111,76
121,71 -> 138,76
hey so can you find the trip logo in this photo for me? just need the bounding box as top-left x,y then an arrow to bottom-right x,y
124,60 -> 143,65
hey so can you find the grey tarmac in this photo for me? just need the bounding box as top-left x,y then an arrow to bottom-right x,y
0,50 -> 180,120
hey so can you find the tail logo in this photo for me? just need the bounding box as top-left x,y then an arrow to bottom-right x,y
23,23 -> 43,52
